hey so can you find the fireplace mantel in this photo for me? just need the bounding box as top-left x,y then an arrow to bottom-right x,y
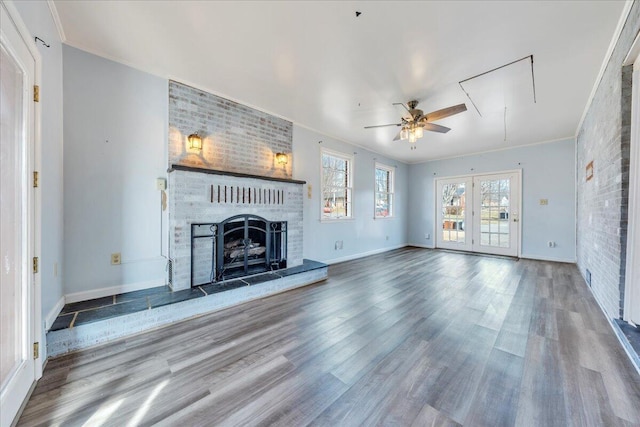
168,164 -> 306,185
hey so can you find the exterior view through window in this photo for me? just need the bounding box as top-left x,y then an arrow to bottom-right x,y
375,163 -> 394,218
441,182 -> 466,243
321,149 -> 353,219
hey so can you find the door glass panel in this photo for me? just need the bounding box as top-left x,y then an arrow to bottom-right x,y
0,44 -> 25,390
441,182 -> 466,244
479,178 -> 510,248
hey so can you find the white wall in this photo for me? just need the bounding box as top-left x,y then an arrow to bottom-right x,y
293,125 -> 409,263
408,138 -> 576,262
63,46 -> 168,297
13,1 -> 65,332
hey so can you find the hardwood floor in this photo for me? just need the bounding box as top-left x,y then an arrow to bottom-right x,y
17,248 -> 640,426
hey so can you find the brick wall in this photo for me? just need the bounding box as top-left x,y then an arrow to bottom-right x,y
577,3 -> 639,318
168,81 -> 293,179
169,169 -> 304,291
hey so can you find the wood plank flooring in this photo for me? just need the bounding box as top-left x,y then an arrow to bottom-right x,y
17,248 -> 640,426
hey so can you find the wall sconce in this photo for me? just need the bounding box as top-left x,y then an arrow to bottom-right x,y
275,152 -> 288,165
188,133 -> 203,151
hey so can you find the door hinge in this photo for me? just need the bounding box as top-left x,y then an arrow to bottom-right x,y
33,342 -> 39,359
33,171 -> 39,188
34,85 -> 40,102
33,257 -> 39,274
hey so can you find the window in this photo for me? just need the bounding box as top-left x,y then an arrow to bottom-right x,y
375,163 -> 394,218
321,149 -> 353,219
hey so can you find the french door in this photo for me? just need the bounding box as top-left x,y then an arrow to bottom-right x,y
1,2 -> 38,425
436,171 -> 520,257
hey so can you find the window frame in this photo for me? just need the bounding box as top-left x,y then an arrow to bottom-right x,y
320,148 -> 354,221
374,162 -> 395,219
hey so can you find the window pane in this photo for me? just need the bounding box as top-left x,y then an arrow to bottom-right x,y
322,151 -> 353,219
376,193 -> 390,217
375,165 -> 394,218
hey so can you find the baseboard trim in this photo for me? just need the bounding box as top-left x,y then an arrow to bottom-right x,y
323,244 -> 408,265
45,296 -> 65,332
65,279 -> 166,304
408,243 -> 435,249
519,253 -> 576,263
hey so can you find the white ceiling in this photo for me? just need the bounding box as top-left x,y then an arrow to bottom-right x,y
52,1 -> 626,163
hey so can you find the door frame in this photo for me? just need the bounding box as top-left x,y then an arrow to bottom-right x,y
433,169 -> 522,257
624,48 -> 640,325
1,0 -> 43,423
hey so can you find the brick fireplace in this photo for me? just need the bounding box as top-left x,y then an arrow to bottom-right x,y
167,81 -> 305,291
168,166 -> 304,291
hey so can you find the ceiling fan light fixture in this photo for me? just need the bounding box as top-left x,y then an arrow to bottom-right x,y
400,128 -> 409,140
409,132 -> 417,143
415,126 -> 424,139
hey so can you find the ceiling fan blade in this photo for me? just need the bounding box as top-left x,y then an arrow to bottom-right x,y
364,123 -> 401,129
422,122 -> 451,133
393,131 -> 402,141
424,103 -> 467,122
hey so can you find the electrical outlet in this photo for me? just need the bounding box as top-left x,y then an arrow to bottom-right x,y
156,178 -> 166,191
386,236 -> 389,241
425,233 -> 430,240
547,241 -> 556,248
540,199 -> 548,205
307,184 -> 312,199
335,240 -> 343,250
111,253 -> 121,265
53,262 -> 58,277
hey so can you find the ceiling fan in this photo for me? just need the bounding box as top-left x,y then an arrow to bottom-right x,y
364,100 -> 467,149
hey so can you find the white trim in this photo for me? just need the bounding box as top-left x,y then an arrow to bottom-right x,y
319,218 -> 355,223
624,49 -> 640,324
44,296 -> 65,332
320,147 -> 354,221
46,0 -> 65,43
5,0 -> 44,378
323,244 -> 407,265
434,169 -> 522,257
519,254 -> 576,264
575,0 -> 634,136
0,2 -> 43,424
374,161 -> 395,219
408,243 -> 435,249
624,31 -> 640,66
64,279 -> 165,304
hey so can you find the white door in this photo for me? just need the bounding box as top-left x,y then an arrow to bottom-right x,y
436,171 -> 520,257
0,2 -> 38,425
472,172 -> 520,257
436,177 -> 472,251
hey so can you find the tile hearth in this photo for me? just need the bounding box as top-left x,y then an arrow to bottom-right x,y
47,259 -> 327,357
